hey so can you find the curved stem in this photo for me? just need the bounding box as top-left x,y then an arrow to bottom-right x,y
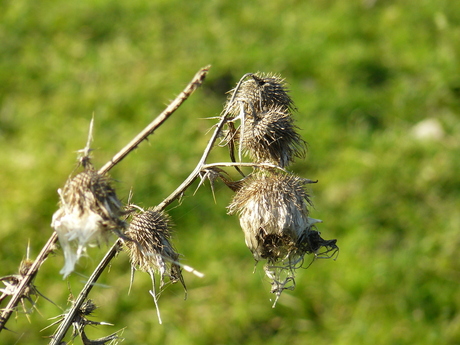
154,113 -> 228,211
99,65 -> 210,175
155,72 -> 254,211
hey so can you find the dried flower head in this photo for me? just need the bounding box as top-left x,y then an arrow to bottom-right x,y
124,209 -> 185,324
221,72 -> 304,167
228,171 -> 313,262
225,73 -> 295,118
241,105 -> 306,167
125,209 -> 183,285
51,167 -> 125,278
228,170 -> 337,304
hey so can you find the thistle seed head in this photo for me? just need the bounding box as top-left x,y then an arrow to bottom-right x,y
225,73 -> 295,118
241,105 -> 306,167
228,171 -> 313,262
124,209 -> 184,289
227,171 -> 336,303
51,168 -> 125,278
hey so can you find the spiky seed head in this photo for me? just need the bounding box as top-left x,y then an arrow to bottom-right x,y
67,298 -> 120,342
59,168 -> 124,223
51,168 -> 125,278
228,171 -> 338,302
241,105 -> 306,167
228,171 -> 312,262
225,73 -> 295,118
125,209 -> 184,288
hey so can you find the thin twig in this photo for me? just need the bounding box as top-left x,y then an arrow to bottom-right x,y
99,65 -> 211,175
0,66 -> 210,337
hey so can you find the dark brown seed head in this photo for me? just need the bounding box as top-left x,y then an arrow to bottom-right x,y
225,73 -> 295,118
125,209 -> 183,286
241,105 -> 306,167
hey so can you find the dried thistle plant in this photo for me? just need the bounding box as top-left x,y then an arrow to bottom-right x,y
0,256 -> 55,321
124,208 -> 185,324
1,66 -> 338,340
220,71 -> 338,304
1,67 -> 210,340
51,165 -> 126,278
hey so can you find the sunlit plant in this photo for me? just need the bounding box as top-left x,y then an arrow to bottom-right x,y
0,67 -> 337,343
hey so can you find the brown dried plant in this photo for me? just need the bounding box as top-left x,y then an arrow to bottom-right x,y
0,66 -> 210,341
221,72 -> 337,304
224,73 -> 295,117
0,254 -> 56,323
0,66 -> 338,343
226,169 -> 334,305
228,170 -> 317,262
240,105 -> 306,167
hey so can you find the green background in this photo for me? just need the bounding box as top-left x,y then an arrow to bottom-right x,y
1,0 -> 459,344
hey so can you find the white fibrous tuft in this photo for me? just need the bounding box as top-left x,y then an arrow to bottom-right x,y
51,169 -> 125,278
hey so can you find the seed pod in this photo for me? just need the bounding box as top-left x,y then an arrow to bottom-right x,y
241,105 -> 306,167
228,171 -> 313,262
124,209 -> 185,324
51,168 -> 125,278
124,209 -> 184,289
225,73 -> 295,118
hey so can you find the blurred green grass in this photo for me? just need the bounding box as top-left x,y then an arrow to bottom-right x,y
1,0 -> 460,344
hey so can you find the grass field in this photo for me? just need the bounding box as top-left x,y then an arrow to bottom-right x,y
1,0 -> 460,344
